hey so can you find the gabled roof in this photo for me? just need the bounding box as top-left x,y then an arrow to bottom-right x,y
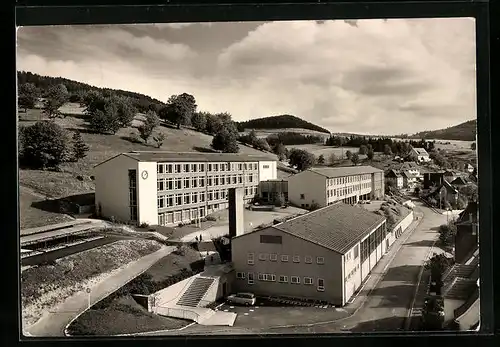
451,176 -> 469,186
442,179 -> 459,193
401,170 -> 419,179
399,162 -> 420,170
411,147 -> 429,156
234,202 -> 386,254
386,169 -> 402,178
457,202 -> 478,224
307,166 -> 383,178
95,151 -> 277,168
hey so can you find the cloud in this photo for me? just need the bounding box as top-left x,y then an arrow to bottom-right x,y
16,18 -> 476,135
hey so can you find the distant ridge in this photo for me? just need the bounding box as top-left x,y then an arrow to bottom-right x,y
237,115 -> 331,134
410,120 -> 476,141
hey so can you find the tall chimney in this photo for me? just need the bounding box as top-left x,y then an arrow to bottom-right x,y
228,187 -> 244,238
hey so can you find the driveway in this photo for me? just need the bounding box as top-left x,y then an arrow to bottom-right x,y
25,245 -> 175,337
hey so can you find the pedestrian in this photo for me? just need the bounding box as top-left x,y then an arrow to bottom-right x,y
195,236 -> 199,242
199,234 -> 203,241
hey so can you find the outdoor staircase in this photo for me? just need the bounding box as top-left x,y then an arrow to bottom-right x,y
443,263 -> 477,283
445,278 -> 477,300
176,277 -> 215,307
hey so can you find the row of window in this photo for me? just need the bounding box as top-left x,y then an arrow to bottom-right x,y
360,222 -> 387,262
158,187 -> 258,208
346,264 -> 360,281
157,174 -> 258,191
158,208 -> 206,225
236,272 -> 325,291
327,174 -> 371,187
326,183 -> 371,198
157,162 -> 259,174
247,253 -> 325,265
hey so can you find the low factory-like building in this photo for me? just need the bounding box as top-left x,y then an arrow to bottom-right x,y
231,202 -> 389,306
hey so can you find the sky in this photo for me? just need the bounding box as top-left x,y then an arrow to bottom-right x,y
16,18 -> 476,135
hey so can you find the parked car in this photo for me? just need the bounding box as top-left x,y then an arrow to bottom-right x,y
227,292 -> 257,306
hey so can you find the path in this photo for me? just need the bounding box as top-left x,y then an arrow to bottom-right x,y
26,245 -> 175,337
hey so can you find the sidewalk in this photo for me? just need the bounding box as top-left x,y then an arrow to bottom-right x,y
339,212 -> 425,317
26,245 -> 175,337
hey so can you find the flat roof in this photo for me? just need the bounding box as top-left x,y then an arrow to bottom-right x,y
273,202 -> 386,254
125,151 -> 276,163
308,166 -> 383,178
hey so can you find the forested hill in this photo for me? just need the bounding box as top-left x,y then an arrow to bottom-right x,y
17,71 -> 166,112
237,115 -> 331,134
411,120 -> 476,141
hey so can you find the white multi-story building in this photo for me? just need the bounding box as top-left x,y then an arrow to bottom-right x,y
93,151 -> 277,226
286,166 -> 384,209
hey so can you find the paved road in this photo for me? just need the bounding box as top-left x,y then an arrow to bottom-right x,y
26,245 -> 175,337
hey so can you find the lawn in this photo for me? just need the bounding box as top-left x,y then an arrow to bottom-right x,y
21,238 -> 162,327
67,295 -> 189,336
67,246 -> 203,336
19,188 -> 73,230
19,105 -> 277,199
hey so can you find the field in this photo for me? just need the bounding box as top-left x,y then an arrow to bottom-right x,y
285,144 -> 360,159
18,104 -> 277,200
68,246 -> 202,335
243,128 -> 330,140
21,238 -> 162,327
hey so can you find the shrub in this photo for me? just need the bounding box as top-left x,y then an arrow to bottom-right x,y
139,222 -> 149,229
309,202 -> 320,211
205,215 -> 217,221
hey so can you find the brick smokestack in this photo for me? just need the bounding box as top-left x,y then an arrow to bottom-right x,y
228,187 -> 244,238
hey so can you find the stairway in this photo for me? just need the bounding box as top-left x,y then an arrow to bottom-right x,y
443,264 -> 477,282
445,278 -> 477,300
176,277 -> 215,307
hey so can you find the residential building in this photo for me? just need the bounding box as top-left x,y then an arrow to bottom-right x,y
399,162 -> 422,177
426,180 -> 459,208
258,179 -> 289,204
454,202 -> 479,264
443,170 -> 459,182
231,202 -> 388,306
410,147 -> 431,162
286,166 -> 384,209
450,176 -> 473,188
401,170 -> 419,189
385,169 -> 403,189
466,163 -> 475,174
423,171 -> 445,189
93,151 -> 277,226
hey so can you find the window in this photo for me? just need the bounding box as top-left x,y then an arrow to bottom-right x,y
232,175 -> 237,184
248,272 -> 254,285
157,196 -> 164,208
214,164 -> 219,172
158,164 -> 164,174
166,164 -> 173,173
317,278 -> 325,291
304,277 -> 313,285
175,164 -> 182,173
236,272 -> 246,279
269,254 -> 278,261
184,178 -> 190,189
175,194 -> 182,206
258,253 -> 267,261
166,195 -> 173,207
166,178 -> 174,190
208,164 -> 212,172
157,179 -> 164,191
207,177 -> 213,186
258,273 -> 265,281
279,275 -> 288,283
199,192 -> 205,202
260,235 -> 283,244
247,253 -> 255,265
220,163 -> 225,171
175,179 -> 182,189
281,255 -> 289,262
317,257 -> 325,264
199,177 -> 205,187
184,164 -> 190,173
184,194 -> 190,205
226,176 -> 230,184
192,177 -> 198,188
238,175 -> 243,183
192,193 -> 198,203
292,255 -> 300,263
191,164 -> 197,172
291,276 -> 300,284
263,165 -> 270,169
304,256 -> 313,264
300,194 -> 305,200
199,164 -> 205,172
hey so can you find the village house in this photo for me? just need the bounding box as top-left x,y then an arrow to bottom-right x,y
410,147 -> 431,162
385,169 -> 404,189
399,162 -> 422,178
426,180 -> 459,209
400,170 -> 419,189
423,171 -> 445,189
454,201 -> 479,264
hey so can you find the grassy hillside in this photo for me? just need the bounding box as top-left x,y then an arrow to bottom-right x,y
411,120 -> 476,141
237,115 -> 331,134
18,105 -> 277,199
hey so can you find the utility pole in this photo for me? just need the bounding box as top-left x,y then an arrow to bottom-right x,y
86,288 -> 91,310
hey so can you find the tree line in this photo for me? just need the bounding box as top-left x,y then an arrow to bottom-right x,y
236,114 -> 331,134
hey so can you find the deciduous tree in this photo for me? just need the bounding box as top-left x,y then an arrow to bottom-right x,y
191,112 -> 208,132
317,154 -> 325,165
359,145 -> 368,155
43,84 -> 69,119
288,148 -> 316,171
211,127 -> 240,153
138,110 -> 160,144
351,153 -> 360,165
161,93 -> 197,128
18,83 -> 40,112
72,131 -> 89,161
367,149 -> 375,161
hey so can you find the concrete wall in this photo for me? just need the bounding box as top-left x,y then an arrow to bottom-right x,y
137,161 -> 158,225
152,274 -> 201,308
94,154 -> 138,222
231,226 -> 343,305
287,171 -> 327,208
228,187 -> 244,238
343,244 -> 362,303
258,160 -> 278,182
200,272 -> 235,304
